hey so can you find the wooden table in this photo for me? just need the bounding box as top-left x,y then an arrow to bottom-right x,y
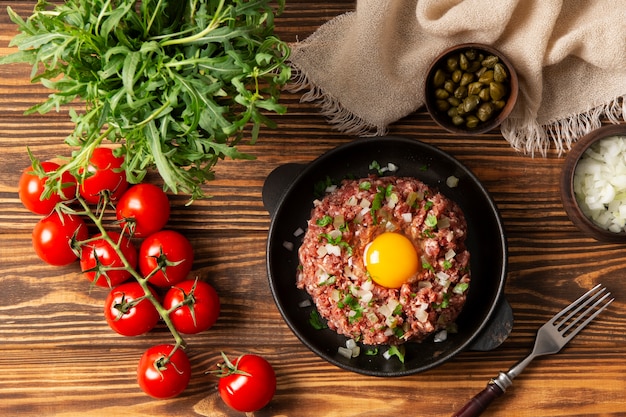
1,1 -> 624,416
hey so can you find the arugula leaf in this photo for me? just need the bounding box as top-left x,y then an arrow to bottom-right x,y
1,0 -> 291,201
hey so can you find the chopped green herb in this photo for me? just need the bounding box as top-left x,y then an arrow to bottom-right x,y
369,160 -> 383,175
432,293 -> 450,309
453,282 -> 469,294
386,345 -> 406,363
365,347 -> 379,356
309,310 -> 328,330
422,260 -> 435,272
424,200 -> 434,210
442,259 -> 453,270
359,181 -> 372,191
425,213 -> 438,228
314,176 -> 334,197
316,215 -> 333,227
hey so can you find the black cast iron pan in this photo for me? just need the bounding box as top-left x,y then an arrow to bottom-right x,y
263,136 -> 512,377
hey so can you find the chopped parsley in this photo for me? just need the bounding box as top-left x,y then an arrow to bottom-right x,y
316,215 -> 333,227
309,310 -> 328,330
385,345 -> 406,363
359,181 -> 372,191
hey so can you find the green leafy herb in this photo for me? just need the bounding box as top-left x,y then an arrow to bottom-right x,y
369,160 -> 382,175
425,213 -> 438,228
309,310 -> 328,330
453,282 -> 469,294
385,345 -> 405,363
1,0 -> 290,201
316,215 -> 333,227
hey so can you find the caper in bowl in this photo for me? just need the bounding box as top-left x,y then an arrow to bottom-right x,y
424,43 -> 518,134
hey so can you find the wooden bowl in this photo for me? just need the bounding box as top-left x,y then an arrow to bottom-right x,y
424,43 -> 518,135
560,124 -> 626,242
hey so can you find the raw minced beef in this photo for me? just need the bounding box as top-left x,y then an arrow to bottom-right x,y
297,175 -> 470,346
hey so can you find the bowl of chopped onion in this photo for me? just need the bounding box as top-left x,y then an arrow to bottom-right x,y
561,124 -> 626,242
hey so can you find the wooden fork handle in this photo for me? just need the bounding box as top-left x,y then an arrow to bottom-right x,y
451,381 -> 505,417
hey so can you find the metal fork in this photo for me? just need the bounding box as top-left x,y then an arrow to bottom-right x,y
453,284 -> 614,417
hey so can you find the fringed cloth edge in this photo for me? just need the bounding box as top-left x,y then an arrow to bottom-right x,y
501,95 -> 626,157
286,64 -> 389,137
287,62 -> 626,157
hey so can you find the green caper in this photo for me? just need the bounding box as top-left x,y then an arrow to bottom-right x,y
468,81 -> 483,96
460,72 -> 474,86
492,100 -> 506,111
465,115 -> 480,129
447,107 -> 459,117
476,102 -> 495,122
462,95 -> 481,113
478,87 -> 491,102
481,55 -> 499,68
465,49 -> 477,61
466,60 -> 481,73
459,53 -> 469,71
452,115 -> 465,126
446,55 -> 459,72
493,63 -> 508,82
444,79 -> 456,93
478,70 -> 494,84
447,96 -> 461,107
436,99 -> 450,112
454,85 -> 468,99
435,88 -> 450,100
451,69 -> 463,83
433,69 -> 447,87
475,66 -> 487,78
489,81 -> 507,101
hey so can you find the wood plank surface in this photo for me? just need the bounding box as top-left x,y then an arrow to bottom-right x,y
1,1 -> 625,416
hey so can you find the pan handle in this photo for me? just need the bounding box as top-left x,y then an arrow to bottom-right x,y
262,163 -> 306,216
467,297 -> 513,351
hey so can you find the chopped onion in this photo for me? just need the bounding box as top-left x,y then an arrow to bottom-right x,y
338,346 -> 353,359
434,329 -> 448,342
298,299 -> 312,308
293,227 -> 304,237
325,243 -> 341,256
402,212 -> 413,223
446,175 -> 459,188
283,241 -> 294,251
574,135 -> 626,233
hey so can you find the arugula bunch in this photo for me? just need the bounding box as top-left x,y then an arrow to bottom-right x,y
1,0 -> 291,200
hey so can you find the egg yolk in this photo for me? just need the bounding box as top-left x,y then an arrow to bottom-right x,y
364,232 -> 419,289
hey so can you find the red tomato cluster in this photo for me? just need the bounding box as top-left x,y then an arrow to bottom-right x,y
18,147 -> 221,400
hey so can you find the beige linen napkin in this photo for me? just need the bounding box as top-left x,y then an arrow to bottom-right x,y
289,0 -> 626,155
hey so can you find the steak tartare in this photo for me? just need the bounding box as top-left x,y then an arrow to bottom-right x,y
297,175 -> 470,346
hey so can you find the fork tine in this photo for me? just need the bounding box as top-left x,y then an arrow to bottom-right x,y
561,293 -> 613,342
552,284 -> 605,327
551,284 -> 613,341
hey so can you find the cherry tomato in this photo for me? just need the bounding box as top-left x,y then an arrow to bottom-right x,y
79,147 -> 128,204
80,231 -> 137,288
139,230 -> 194,287
19,161 -> 77,215
104,281 -> 160,337
137,344 -> 191,399
32,211 -> 88,266
116,183 -> 170,237
216,353 -> 276,412
163,280 -> 220,334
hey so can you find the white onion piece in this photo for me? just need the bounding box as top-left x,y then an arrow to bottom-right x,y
574,135 -> 626,233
